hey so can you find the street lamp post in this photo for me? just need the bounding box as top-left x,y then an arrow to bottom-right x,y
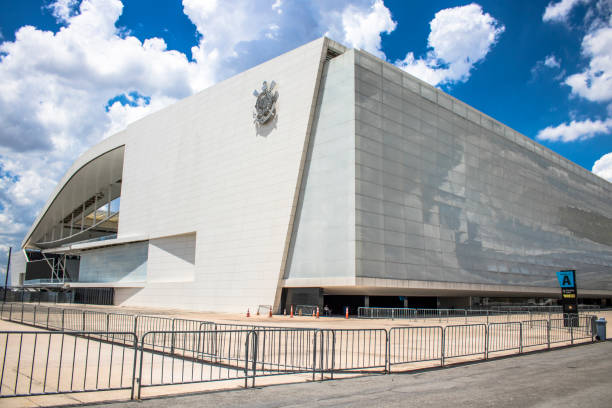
3,247 -> 11,303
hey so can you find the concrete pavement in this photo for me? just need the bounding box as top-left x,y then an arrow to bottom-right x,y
82,341 -> 612,408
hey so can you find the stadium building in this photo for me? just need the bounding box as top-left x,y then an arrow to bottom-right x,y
10,37 -> 612,312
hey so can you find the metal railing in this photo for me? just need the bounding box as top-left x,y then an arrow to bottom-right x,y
0,331 -> 137,398
137,329 -> 256,398
388,326 -> 443,371
0,302 -> 599,400
357,306 -> 594,324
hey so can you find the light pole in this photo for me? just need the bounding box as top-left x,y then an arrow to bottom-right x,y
3,247 -> 11,303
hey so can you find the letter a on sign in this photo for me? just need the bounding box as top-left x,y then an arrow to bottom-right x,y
556,270 -> 575,288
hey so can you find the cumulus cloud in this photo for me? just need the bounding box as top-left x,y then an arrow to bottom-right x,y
542,0 -> 589,23
544,54 -> 562,68
338,0 -> 396,58
395,3 -> 504,86
530,53 -> 565,81
564,23 -> 612,102
538,0 -> 612,179
536,118 -> 612,142
592,152 -> 612,181
0,0 -> 397,269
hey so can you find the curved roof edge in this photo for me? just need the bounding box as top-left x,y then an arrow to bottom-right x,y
22,131 -> 128,248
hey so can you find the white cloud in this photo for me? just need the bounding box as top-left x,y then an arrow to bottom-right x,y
338,0 -> 396,58
542,0 -> 588,23
272,0 -> 282,14
0,0 -> 397,269
536,118 -> 612,142
395,3 -> 505,86
592,151 -> 612,181
530,53 -> 564,81
564,23 -> 612,102
544,54 -> 561,68
47,0 -> 80,23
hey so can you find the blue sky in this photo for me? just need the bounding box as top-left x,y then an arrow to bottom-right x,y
0,0 -> 611,278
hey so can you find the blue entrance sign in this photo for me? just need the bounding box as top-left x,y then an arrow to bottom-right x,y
557,270 -> 576,288
556,270 -> 578,328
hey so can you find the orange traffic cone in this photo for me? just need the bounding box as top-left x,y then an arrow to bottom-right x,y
345,307 -> 349,319
312,309 -> 315,317
269,309 -> 273,318
247,309 -> 250,318
290,305 -> 294,318
256,309 -> 260,316
316,307 -> 320,319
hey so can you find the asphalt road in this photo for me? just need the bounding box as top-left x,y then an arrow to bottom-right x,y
86,341 -> 612,408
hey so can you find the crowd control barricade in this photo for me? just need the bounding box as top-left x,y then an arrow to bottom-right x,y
314,329 -> 387,380
443,324 -> 487,365
388,326 -> 443,372
137,330 -> 256,398
520,319 -> 549,350
487,322 -> 521,356
252,328 -> 316,376
0,331 -> 138,399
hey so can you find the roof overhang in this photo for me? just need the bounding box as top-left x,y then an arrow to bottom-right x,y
23,132 -> 127,249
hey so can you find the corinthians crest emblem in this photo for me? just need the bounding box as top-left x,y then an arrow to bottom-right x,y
253,80 -> 278,125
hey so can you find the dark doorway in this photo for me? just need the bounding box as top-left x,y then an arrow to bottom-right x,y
405,296 -> 437,309
323,295 -> 364,316
369,296 -> 404,308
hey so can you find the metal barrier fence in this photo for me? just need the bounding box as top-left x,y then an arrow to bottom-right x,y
0,302 -> 599,400
137,330 -> 256,398
359,306 -> 600,318
357,307 -> 590,324
388,326 -> 443,370
0,331 -> 137,398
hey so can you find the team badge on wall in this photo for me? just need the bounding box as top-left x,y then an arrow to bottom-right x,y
253,81 -> 278,125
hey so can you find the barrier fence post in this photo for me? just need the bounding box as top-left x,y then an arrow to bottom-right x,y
9,302 -> 12,321
319,331 -> 325,380
441,327 -> 445,367
21,303 -> 24,323
33,305 -> 37,325
130,333 -> 138,400
484,325 -> 489,360
133,316 -> 139,346
547,320 -> 551,350
312,330 -> 318,381
82,310 -> 86,330
519,322 -> 523,353
570,319 -> 574,345
61,309 -> 65,330
384,329 -> 389,374
170,319 -> 175,354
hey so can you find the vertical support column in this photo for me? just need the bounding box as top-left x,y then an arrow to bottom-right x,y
108,185 -> 112,218
93,194 -> 97,226
81,202 -> 85,231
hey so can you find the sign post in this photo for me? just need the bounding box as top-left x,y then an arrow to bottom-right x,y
556,270 -> 578,327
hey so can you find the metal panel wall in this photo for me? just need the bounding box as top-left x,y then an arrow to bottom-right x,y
354,50 -> 612,292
